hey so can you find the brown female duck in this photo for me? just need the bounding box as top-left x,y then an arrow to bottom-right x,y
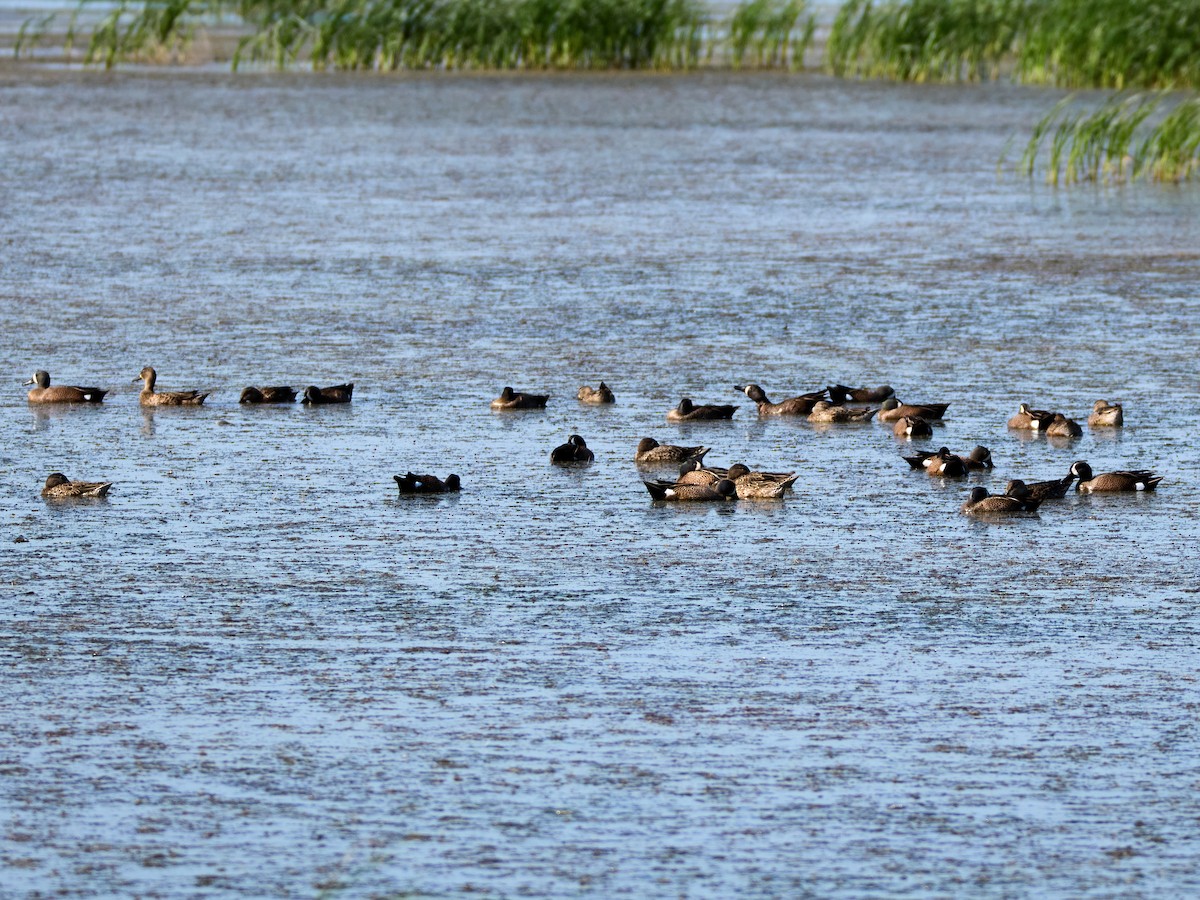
634,438 -> 709,465
666,398 -> 737,422
491,386 -> 549,410
576,382 -> 615,404
135,367 -> 209,406
302,383 -> 353,404
41,473 -> 113,499
807,401 -> 876,423
735,383 -> 827,416
961,485 -> 1041,515
1088,400 -> 1124,427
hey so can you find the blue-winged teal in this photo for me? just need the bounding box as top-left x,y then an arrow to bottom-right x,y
240,385 -> 297,404
41,473 -> 112,499
903,447 -> 967,476
634,438 -> 709,465
666,398 -> 737,422
807,401 -> 876,423
961,485 -> 1040,515
303,383 -> 353,404
723,463 -> 798,498
1005,471 -> 1075,502
643,477 -> 737,502
550,434 -> 594,463
1071,461 -> 1162,493
135,367 -> 209,406
894,415 -> 933,438
827,384 -> 895,404
24,370 -> 107,404
393,472 -> 461,494
1046,413 -> 1082,438
576,382 -> 615,404
1088,400 -> 1124,427
878,398 -> 950,422
491,386 -> 549,410
1007,403 -> 1056,430
735,384 -> 827,416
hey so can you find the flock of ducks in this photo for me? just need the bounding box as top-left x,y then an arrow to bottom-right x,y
25,370 -> 1163,513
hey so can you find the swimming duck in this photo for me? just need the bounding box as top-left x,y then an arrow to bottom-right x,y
1046,413 -> 1083,438
302,383 -> 353,404
1088,400 -> 1124,427
827,384 -> 895,405
240,385 -> 297,404
894,415 -> 933,438
961,485 -> 1041,515
723,463 -> 798,498
1007,403 -> 1056,430
666,398 -> 738,421
878,398 -> 950,422
903,445 -> 990,474
1005,471 -> 1076,502
807,401 -> 876,423
490,386 -> 549,410
1071,461 -> 1162,493
576,382 -> 615,404
41,473 -> 112,499
550,434 -> 594,463
634,438 -> 709,465
642,478 -> 737,502
134,367 -> 209,406
24,370 -> 107,404
393,472 -> 461,494
735,384 -> 827,416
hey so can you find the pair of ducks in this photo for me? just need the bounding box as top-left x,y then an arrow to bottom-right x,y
736,384 -> 950,427
490,383 -> 615,411
961,461 -> 1162,514
643,460 -> 798,501
240,383 -> 353,405
1008,401 -> 1123,435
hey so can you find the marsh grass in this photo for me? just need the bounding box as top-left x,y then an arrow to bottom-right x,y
1018,94 -> 1200,184
828,0 -> 1200,90
21,0 -> 814,71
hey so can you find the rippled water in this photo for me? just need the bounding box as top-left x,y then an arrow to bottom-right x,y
2,67 -> 1199,897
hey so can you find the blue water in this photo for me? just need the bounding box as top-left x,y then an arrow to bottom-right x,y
1,68 -> 1198,896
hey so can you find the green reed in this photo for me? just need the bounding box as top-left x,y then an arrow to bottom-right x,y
1019,94 -> 1200,184
828,0 -> 1200,90
21,0 -> 816,72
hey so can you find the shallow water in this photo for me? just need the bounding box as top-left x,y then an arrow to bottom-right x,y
2,68 -> 1199,897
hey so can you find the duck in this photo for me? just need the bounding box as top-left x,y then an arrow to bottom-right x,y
903,445 -> 992,473
1071,461 -> 1162,493
1005,472 -> 1076,502
877,398 -> 950,422
826,384 -> 895,405
735,383 -> 827,416
239,385 -> 297,404
576,382 -> 615,404
24,370 -> 107,404
642,478 -> 737,502
41,473 -> 112,499
634,438 -> 709,465
902,447 -> 967,476
1046,413 -> 1082,438
550,434 -> 594,463
490,386 -> 548,410
807,401 -> 876,423
134,367 -> 209,406
666,398 -> 737,422
724,463 -> 798,498
1088,400 -> 1124,427
961,485 -> 1041,515
894,415 -> 933,438
393,472 -> 461,494
302,383 -> 353,404
1007,403 -> 1056,430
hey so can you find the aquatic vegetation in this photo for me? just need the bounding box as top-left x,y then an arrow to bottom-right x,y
17,0 -> 815,71
1018,94 -> 1200,184
828,0 -> 1200,89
